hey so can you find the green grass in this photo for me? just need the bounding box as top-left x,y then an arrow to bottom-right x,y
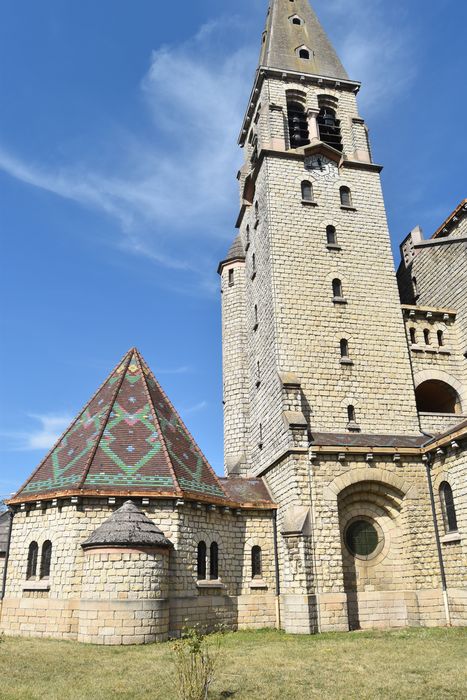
0,627 -> 466,699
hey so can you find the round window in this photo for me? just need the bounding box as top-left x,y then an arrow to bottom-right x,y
345,520 -> 379,557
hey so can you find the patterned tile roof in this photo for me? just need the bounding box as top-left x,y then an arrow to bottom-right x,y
12,349 -> 227,504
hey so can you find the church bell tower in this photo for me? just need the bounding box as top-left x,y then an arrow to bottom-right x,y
219,0 -> 420,478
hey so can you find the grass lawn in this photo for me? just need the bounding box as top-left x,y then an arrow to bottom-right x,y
0,627 -> 466,699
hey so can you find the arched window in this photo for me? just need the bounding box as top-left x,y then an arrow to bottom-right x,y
228,269 -> 234,287
410,328 -> 417,344
298,48 -> 310,59
210,542 -> 219,579
412,276 -> 419,296
326,225 -> 337,245
317,107 -> 343,151
347,405 -> 357,423
437,330 -> 444,347
439,482 -> 458,533
246,225 -> 250,247
26,542 -> 38,580
287,100 -> 309,148
332,278 -> 343,299
340,186 -> 352,207
197,541 -> 207,580
340,339 -> 349,358
251,546 -> 262,578
40,541 -> 52,579
424,329 -> 431,345
415,380 -> 461,414
301,180 -> 313,202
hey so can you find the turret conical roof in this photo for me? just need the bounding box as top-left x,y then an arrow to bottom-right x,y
82,500 -> 172,549
12,349 -> 226,504
260,0 -> 348,80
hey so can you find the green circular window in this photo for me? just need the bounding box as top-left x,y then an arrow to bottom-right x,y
345,520 -> 379,557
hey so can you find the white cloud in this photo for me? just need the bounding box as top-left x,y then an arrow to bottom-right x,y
0,413 -> 72,452
0,16 -> 254,279
182,401 -> 208,416
0,3 -> 416,279
318,0 -> 417,113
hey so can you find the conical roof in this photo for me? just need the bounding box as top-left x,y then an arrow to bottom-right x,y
82,500 -> 172,549
12,349 -> 226,504
260,0 -> 348,80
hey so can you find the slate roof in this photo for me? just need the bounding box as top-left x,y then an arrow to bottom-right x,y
218,234 -> 245,273
260,0 -> 349,80
12,349 -> 227,504
82,500 -> 172,549
0,511 -> 10,553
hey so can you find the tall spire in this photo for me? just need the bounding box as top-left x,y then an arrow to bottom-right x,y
260,0 -> 348,80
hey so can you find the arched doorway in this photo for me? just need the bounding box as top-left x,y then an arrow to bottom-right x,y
415,380 -> 461,414
338,481 -> 405,630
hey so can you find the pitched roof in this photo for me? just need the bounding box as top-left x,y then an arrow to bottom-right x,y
82,500 -> 172,549
12,349 -> 226,504
260,0 -> 348,80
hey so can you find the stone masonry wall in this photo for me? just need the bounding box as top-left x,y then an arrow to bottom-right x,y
0,498 -> 276,641
78,547 -> 170,645
432,444 -> 467,626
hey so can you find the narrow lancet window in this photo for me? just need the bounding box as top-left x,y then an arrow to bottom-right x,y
340,186 -> 352,207
327,225 -> 337,245
439,482 -> 458,533
301,180 -> 313,202
197,541 -> 207,580
27,542 -> 39,580
251,546 -> 262,578
333,278 -> 343,299
40,541 -> 52,579
210,542 -> 219,579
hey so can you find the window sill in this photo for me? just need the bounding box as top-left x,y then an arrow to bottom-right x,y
441,532 -> 461,544
340,359 -> 354,366
196,579 -> 226,590
301,199 -> 318,207
425,347 -> 437,354
23,580 -> 50,592
438,349 -> 451,355
340,205 -> 357,212
326,244 -> 342,251
333,297 -> 348,305
249,579 -> 268,590
347,422 -> 361,433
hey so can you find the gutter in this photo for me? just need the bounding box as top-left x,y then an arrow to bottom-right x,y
272,510 -> 281,630
1,508 -> 14,600
424,456 -> 451,626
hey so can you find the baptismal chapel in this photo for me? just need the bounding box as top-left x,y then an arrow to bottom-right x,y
1,0 -> 465,644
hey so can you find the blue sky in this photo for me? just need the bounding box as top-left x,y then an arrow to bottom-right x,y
0,0 -> 466,499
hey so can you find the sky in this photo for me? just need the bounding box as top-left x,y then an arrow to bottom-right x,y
0,0 -> 466,499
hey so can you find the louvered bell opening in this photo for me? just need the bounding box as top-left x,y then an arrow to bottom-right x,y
317,108 -> 343,152
287,102 -> 310,148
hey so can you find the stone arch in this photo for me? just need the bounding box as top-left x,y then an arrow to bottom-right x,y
323,468 -> 411,501
331,475 -> 409,630
413,369 -> 464,413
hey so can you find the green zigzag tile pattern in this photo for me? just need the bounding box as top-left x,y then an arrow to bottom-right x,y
15,349 -> 226,502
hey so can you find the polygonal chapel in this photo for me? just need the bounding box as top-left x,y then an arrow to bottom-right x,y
0,0 -> 466,644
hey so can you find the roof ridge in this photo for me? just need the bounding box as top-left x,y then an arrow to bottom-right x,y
12,348 -> 135,499
136,349 -> 226,499
77,348 -> 134,490
134,349 -> 183,497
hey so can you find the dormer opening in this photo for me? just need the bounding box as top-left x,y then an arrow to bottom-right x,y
297,46 -> 311,60
289,15 -> 303,26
